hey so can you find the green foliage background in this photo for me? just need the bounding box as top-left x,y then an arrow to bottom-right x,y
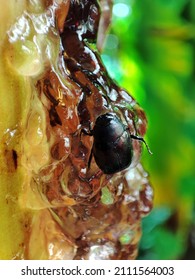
102,0 -> 195,259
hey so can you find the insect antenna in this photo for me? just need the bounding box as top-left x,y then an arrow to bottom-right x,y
131,135 -> 153,155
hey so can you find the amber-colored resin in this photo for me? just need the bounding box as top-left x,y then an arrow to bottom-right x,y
2,0 -> 153,260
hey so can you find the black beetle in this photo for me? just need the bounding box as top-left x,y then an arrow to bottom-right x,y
81,112 -> 151,174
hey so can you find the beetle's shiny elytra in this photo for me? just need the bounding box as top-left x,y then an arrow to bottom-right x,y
82,112 -> 133,174
82,112 -> 152,174
93,113 -> 133,174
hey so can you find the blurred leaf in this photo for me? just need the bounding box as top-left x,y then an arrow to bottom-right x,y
142,207 -> 172,233
139,227 -> 185,259
153,228 -> 185,259
179,174 -> 195,197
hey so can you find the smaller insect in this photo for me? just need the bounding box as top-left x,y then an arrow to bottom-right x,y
62,0 -> 100,41
81,112 -> 152,174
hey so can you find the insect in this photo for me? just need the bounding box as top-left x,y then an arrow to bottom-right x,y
62,0 -> 100,41
81,112 -> 152,174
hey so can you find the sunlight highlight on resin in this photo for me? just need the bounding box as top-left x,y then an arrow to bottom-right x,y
113,3 -> 131,18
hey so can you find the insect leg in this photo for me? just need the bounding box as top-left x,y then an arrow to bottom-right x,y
80,128 -> 93,136
87,148 -> 93,170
